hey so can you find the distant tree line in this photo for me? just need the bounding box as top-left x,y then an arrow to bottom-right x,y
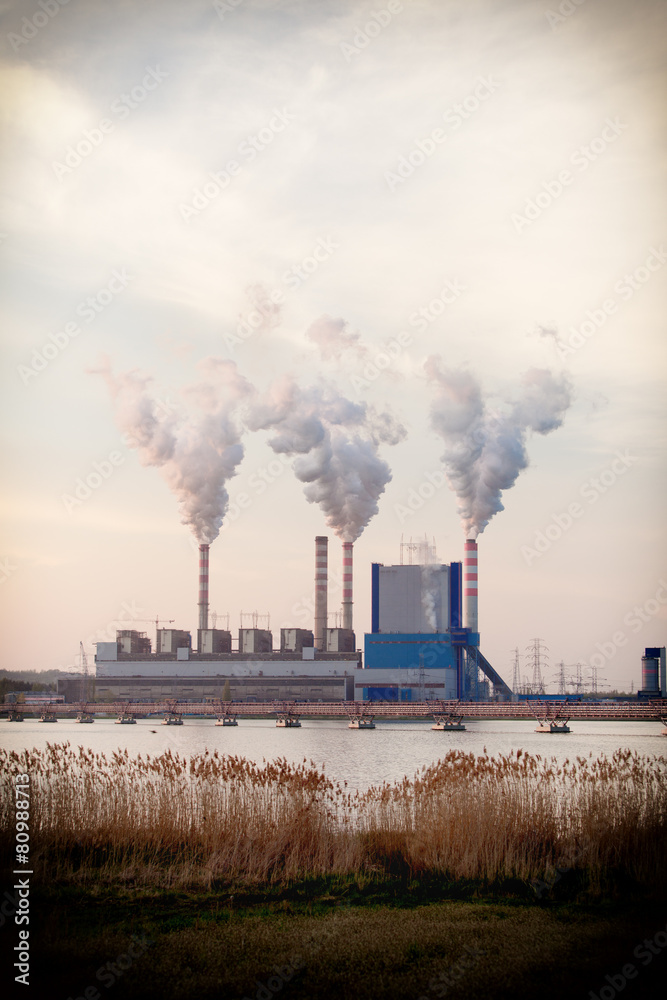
0,670 -> 61,701
0,677 -> 56,699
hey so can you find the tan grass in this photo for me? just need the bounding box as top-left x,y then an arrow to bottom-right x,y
1,744 -> 665,892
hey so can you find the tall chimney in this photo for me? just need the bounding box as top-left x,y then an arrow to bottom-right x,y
314,536 -> 328,652
342,541 -> 353,631
198,543 -> 210,631
464,538 -> 478,633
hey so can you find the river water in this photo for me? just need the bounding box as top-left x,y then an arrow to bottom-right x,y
2,717 -> 665,790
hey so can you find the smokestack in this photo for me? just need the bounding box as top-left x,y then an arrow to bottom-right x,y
464,538 -> 478,633
198,543 -> 210,631
342,541 -> 353,631
314,536 -> 328,652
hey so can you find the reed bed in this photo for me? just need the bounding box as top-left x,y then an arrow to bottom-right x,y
1,743 -> 665,894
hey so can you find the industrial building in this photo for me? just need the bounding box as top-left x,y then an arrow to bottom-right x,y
362,538 -> 509,700
57,534 -> 513,704
639,647 -> 667,698
90,646 -> 357,703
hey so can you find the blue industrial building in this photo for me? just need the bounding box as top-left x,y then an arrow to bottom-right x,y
362,554 -> 510,701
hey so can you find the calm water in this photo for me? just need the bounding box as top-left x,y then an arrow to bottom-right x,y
2,717 -> 665,790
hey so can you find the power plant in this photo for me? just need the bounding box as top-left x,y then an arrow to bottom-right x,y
59,534 -> 513,705
75,354 -> 587,709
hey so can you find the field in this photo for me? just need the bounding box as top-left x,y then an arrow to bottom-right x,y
1,743 -> 666,997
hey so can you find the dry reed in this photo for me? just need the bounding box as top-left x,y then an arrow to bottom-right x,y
1,743 -> 665,893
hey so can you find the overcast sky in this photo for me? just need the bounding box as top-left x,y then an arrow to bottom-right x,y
1,0 -> 665,693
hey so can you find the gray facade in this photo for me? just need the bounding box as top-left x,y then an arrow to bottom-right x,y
378,564 -> 450,633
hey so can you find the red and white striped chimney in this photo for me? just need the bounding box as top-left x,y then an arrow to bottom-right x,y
464,538 -> 478,633
314,536 -> 328,652
198,543 -> 210,632
342,541 -> 353,631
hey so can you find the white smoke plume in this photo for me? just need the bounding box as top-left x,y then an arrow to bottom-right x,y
425,358 -> 572,538
421,564 -> 440,631
247,375 -> 405,542
306,315 -> 367,361
92,356 -> 253,544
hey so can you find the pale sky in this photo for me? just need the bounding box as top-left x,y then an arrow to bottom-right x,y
1,0 -> 665,693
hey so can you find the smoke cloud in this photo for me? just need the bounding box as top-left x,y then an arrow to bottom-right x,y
93,356 -> 252,544
421,564 -> 440,631
425,358 -> 572,538
247,375 -> 405,541
306,315 -> 367,361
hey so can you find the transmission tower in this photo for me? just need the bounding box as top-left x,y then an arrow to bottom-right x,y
511,648 -> 521,694
526,638 -> 548,695
79,641 -> 89,703
570,662 -> 585,696
554,660 -> 567,696
589,666 -> 607,696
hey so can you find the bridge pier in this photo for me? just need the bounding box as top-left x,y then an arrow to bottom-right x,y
274,701 -> 301,728
214,700 -> 238,726
431,714 -> 466,731
162,711 -> 183,725
215,714 -> 238,726
431,700 -> 466,731
535,718 -> 570,733
348,714 -> 375,729
276,714 -> 301,728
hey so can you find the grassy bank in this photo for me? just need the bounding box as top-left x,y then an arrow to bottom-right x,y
20,888 -> 667,999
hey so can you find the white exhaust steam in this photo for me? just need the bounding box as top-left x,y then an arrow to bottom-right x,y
93,356 -> 252,544
421,564 -> 440,631
247,375 -> 405,541
425,358 -> 572,538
